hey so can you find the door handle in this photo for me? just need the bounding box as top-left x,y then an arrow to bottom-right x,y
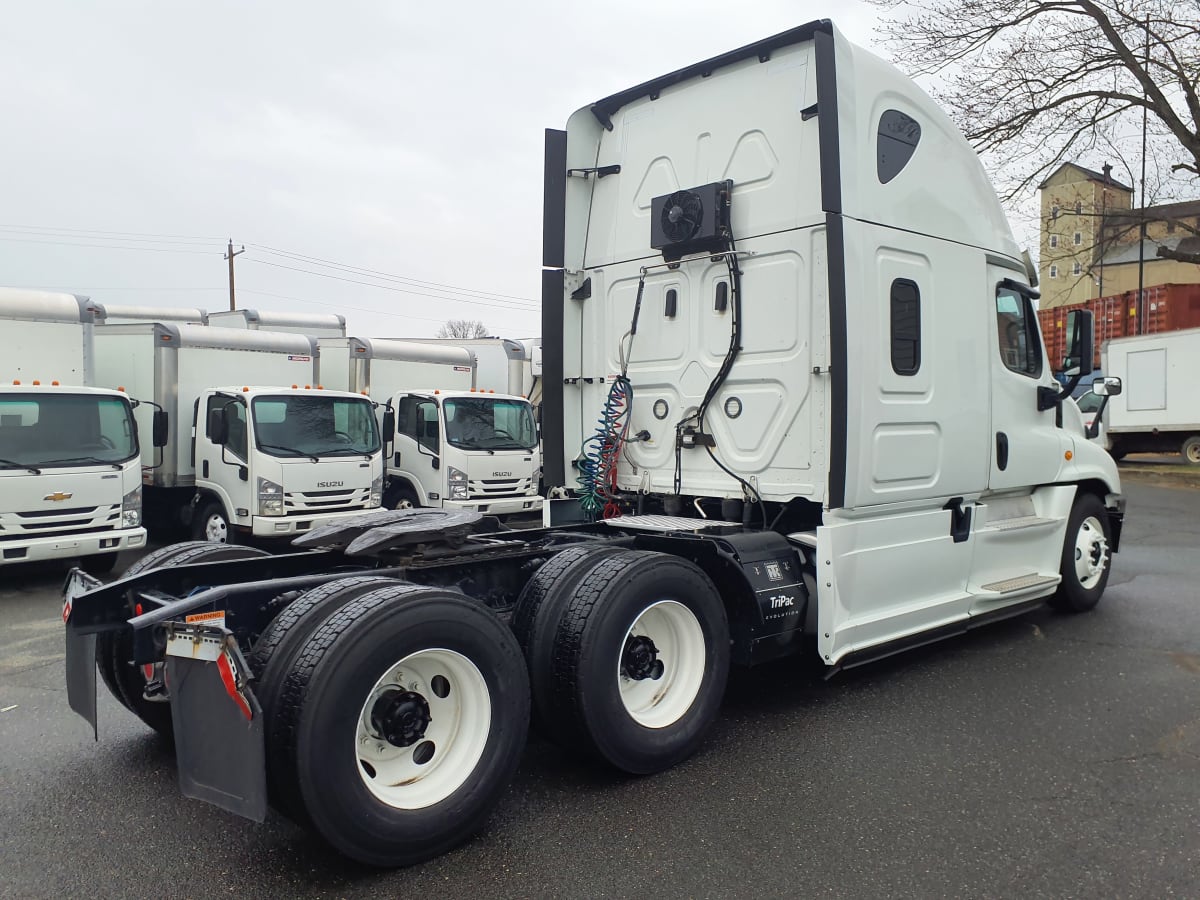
996,432 -> 1009,471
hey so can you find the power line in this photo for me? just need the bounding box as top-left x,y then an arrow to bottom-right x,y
0,224 -> 225,243
242,257 -> 541,310
0,235 -> 218,254
246,242 -> 537,303
238,288 -> 452,326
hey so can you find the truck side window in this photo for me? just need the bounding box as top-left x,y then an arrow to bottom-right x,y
206,395 -> 248,460
415,400 -> 439,455
890,279 -> 921,375
877,109 -> 921,184
995,287 -> 1043,377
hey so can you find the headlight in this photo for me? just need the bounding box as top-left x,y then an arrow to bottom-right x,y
121,486 -> 142,528
448,465 -> 468,500
258,477 -> 284,516
369,475 -> 383,508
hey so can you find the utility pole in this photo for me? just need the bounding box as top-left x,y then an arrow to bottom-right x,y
224,239 -> 244,311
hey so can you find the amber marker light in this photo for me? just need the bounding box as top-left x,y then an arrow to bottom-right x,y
1065,450 -> 1074,460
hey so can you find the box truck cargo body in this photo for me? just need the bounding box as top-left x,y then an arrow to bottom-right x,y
403,337 -> 531,394
94,324 -> 383,538
0,288 -> 147,569
65,21 -> 1124,868
1100,327 -> 1200,462
208,309 -> 347,337
96,303 -> 208,325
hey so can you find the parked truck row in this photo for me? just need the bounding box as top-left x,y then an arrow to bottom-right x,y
64,19 -> 1124,870
0,293 -> 541,568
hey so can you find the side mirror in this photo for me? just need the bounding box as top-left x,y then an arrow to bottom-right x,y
382,406 -> 396,438
152,410 -> 169,448
1093,376 -> 1122,397
208,408 -> 228,445
1062,310 -> 1095,377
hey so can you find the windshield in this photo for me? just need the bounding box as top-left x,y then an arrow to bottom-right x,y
443,397 -> 536,451
0,393 -> 138,468
251,395 -> 380,458
1075,391 -> 1103,414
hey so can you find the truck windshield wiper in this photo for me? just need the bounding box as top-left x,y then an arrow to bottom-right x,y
0,457 -> 42,474
258,442 -> 319,462
308,447 -> 375,459
38,456 -> 121,469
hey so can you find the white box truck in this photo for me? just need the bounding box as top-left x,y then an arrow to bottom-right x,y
403,336 -> 531,394
318,337 -> 542,516
1098,327 -> 1200,463
0,288 -> 148,571
66,21 -> 1123,867
208,309 -> 347,337
93,323 -> 384,540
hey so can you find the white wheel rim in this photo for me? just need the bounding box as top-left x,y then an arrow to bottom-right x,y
204,514 -> 228,542
1187,443 -> 1200,464
617,599 -> 706,729
396,499 -> 415,509
1073,515 -> 1109,589
355,648 -> 491,809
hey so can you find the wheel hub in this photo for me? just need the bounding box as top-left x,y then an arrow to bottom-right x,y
621,635 -> 665,681
371,690 -> 432,747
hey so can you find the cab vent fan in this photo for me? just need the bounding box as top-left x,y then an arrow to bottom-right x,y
650,180 -> 732,262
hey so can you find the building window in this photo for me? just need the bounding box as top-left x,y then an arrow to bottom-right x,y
1075,200 -> 1082,214
1049,265 -> 1058,278
1051,204 -> 1060,219
1074,232 -> 1082,246
996,286 -> 1043,377
1073,262 -> 1082,276
1050,234 -> 1058,248
1167,219 -> 1176,234
890,279 -> 921,375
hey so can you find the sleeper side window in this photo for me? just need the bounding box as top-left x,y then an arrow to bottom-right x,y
877,110 -> 921,184
890,279 -> 921,375
995,286 -> 1043,378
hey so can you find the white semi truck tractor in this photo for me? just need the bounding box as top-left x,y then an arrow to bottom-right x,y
93,323 -> 383,541
0,289 -> 150,572
65,21 -> 1122,868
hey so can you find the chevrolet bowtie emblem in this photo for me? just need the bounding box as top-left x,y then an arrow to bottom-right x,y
44,492 -> 73,502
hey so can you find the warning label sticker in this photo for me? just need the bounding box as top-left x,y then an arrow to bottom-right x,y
185,610 -> 227,628
288,355 -> 311,362
453,366 -> 472,372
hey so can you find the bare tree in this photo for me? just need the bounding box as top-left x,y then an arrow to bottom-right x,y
868,0 -> 1200,262
437,319 -> 490,339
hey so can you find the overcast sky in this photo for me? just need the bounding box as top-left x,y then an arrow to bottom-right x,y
0,2 -> 882,338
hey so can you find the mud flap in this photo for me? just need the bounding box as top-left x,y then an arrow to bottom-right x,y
64,628 -> 97,740
165,626 -> 267,823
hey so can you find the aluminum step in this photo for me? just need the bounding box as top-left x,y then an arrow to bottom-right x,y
979,573 -> 1059,594
980,515 -> 1058,533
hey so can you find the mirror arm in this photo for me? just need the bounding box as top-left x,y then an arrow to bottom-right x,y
1085,396 -> 1111,441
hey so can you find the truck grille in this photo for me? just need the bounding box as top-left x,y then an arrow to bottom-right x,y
0,504 -> 120,541
468,476 -> 534,499
283,489 -> 372,515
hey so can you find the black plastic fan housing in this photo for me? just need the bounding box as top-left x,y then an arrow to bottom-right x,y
650,180 -> 732,261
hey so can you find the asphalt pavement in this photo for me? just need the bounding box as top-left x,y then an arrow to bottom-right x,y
1,477 -> 1198,898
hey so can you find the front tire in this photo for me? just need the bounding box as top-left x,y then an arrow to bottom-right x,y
385,483 -> 421,510
543,551 -> 730,774
1049,493 -> 1112,613
276,584 -> 530,867
192,500 -> 235,543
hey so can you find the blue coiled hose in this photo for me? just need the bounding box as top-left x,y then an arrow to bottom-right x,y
577,375 -> 632,517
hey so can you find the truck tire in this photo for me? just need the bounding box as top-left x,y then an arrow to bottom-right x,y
543,551 -> 730,774
248,574 -> 401,821
273,583 -> 530,867
510,543 -> 621,728
385,483 -> 421,510
1182,436 -> 1200,465
95,542 -> 270,736
1049,493 -> 1112,613
192,500 -> 235,543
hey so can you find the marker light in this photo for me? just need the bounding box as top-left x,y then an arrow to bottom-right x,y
1065,450 -> 1073,460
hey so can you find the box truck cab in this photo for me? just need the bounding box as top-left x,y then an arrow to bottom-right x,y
196,385 -> 383,541
94,323 -> 383,541
0,287 -> 149,571
387,388 -> 541,515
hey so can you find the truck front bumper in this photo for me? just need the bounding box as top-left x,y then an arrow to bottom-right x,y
442,496 -> 543,517
250,506 -> 380,537
0,526 -> 146,566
